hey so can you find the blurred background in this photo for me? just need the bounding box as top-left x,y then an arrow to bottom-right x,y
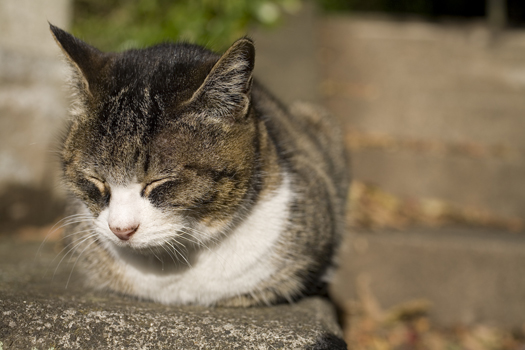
1,0 -> 525,348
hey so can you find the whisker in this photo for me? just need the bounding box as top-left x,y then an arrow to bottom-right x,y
179,226 -> 220,246
178,231 -> 213,251
160,242 -> 178,265
170,238 -> 192,267
61,228 -> 97,242
165,242 -> 183,265
66,237 -> 99,288
177,228 -> 232,271
52,232 -> 97,279
37,214 -> 93,257
45,229 -> 96,276
149,246 -> 164,271
50,228 -> 97,264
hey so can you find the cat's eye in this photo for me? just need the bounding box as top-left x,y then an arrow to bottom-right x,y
86,176 -> 106,194
142,177 -> 176,197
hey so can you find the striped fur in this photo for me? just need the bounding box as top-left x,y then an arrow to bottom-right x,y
51,24 -> 349,306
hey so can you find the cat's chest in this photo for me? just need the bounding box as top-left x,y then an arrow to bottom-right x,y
110,175 -> 293,305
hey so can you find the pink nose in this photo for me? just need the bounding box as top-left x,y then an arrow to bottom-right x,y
109,224 -> 139,241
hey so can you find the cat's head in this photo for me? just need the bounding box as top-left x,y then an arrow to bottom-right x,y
50,24 -> 257,251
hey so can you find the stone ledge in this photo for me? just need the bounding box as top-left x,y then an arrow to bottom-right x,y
0,241 -> 346,349
332,227 -> 525,327
351,148 -> 525,218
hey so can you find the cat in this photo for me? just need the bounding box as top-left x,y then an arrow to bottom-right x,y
50,23 -> 350,307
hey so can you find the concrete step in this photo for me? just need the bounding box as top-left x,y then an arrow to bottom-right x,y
319,15 -> 525,219
320,16 -> 525,147
0,240 -> 346,349
331,227 -> 525,327
352,148 -> 525,219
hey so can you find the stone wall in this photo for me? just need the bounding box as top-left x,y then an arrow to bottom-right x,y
0,0 -> 71,231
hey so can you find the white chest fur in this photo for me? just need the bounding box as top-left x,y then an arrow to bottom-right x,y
102,176 -> 293,305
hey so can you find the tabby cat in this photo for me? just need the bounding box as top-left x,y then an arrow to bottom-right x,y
50,24 -> 349,307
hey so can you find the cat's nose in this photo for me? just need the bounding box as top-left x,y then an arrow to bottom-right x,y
109,224 -> 139,241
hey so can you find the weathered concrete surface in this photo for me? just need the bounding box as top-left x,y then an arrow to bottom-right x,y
0,240 -> 346,349
331,227 -> 525,327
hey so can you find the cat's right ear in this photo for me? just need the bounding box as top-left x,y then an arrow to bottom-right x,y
184,38 -> 255,122
49,23 -> 107,97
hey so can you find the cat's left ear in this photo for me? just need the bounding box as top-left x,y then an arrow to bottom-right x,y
187,38 -> 255,121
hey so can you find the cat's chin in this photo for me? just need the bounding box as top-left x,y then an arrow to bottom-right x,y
104,238 -> 196,274
105,237 -> 194,259
115,243 -> 154,256
108,240 -> 165,256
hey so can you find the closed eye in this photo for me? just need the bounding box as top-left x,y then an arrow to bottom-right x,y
142,177 -> 177,197
87,176 -> 106,194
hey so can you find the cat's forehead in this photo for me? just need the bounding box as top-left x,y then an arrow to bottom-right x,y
109,44 -> 218,90
85,45 -> 217,139
94,44 -> 218,122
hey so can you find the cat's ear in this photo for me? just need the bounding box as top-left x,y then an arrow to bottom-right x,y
187,38 -> 255,121
49,23 -> 108,97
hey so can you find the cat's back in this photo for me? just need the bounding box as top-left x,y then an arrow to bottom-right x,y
249,83 -> 350,299
252,84 -> 349,202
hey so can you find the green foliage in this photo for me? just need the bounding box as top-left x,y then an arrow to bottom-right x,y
72,0 -> 302,52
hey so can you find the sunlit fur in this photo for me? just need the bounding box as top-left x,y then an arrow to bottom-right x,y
49,24 -> 350,306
